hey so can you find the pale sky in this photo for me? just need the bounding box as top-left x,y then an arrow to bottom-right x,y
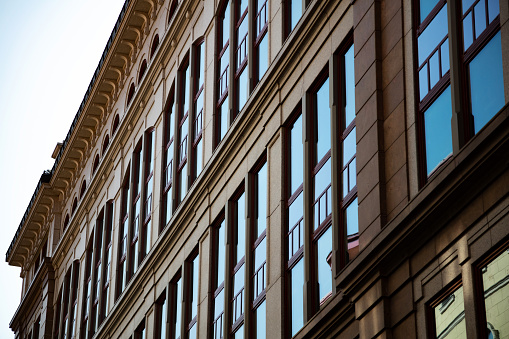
0,1 -> 126,337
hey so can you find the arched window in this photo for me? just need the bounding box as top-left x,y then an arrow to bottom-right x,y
127,82 -> 135,106
63,213 -> 70,230
71,197 -> 78,215
150,35 -> 159,58
138,59 -> 148,83
80,180 -> 87,199
102,134 -> 110,156
112,114 -> 120,134
93,154 -> 100,174
168,0 -> 177,24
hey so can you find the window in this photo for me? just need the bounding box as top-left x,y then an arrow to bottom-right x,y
134,320 -> 146,339
93,154 -> 100,174
250,159 -> 267,338
229,188 -> 246,337
102,134 -> 110,155
112,114 -> 120,134
54,287 -> 62,339
192,41 -> 204,181
139,59 -> 148,83
151,34 -> 160,59
116,169 -> 130,299
253,0 -> 269,85
100,201 -> 114,321
284,0 -> 303,38
80,180 -> 87,200
91,209 -> 104,335
168,0 -> 177,24
234,0 -> 249,115
68,261 -> 80,339
169,271 -> 183,339
476,242 -> 509,338
81,233 -> 94,339
211,215 -> 225,339
155,291 -> 167,339
185,251 -> 200,339
416,0 -> 505,181
53,262 -> 79,339
71,197 -> 78,215
286,112 -> 304,337
161,86 -> 175,230
177,59 -> 190,206
215,1 -> 230,145
127,82 -> 136,107
141,130 -> 154,261
130,140 -> 143,277
63,214 -> 70,231
429,282 -> 466,338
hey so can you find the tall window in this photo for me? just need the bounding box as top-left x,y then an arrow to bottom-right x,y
117,169 -> 130,298
169,271 -> 182,339
429,282 -> 466,338
54,288 -> 62,339
253,0 -> 269,85
81,233 -> 94,339
177,59 -> 190,205
251,160 -> 267,338
211,216 -> 226,339
284,0 -> 303,38
100,201 -> 114,321
134,320 -> 146,339
216,1 -> 230,145
59,266 -> 72,339
141,130 -> 155,260
416,0 -> 505,180
234,0 -> 249,115
230,189 -> 246,337
155,291 -> 167,339
286,112 -> 304,337
68,261 -> 80,339
162,87 -> 175,230
91,209 -> 104,335
186,251 -> 200,339
130,141 -> 143,277
192,41 -> 204,181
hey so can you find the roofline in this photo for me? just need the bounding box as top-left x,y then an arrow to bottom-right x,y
6,0 -> 131,263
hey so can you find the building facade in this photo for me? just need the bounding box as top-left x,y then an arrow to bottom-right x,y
6,0 -> 509,338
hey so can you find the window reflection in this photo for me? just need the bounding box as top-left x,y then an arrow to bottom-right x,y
433,285 -> 466,338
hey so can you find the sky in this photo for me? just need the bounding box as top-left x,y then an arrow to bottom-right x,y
0,1 -> 126,337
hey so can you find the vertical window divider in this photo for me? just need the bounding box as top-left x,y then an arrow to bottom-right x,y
301,93 -> 314,321
329,54 -> 342,287
447,0 -> 468,154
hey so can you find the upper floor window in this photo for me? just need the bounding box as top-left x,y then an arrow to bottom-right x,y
71,196 -> 78,215
416,0 -> 505,181
185,250 -> 200,338
155,291 -> 167,339
216,0 -> 230,146
102,134 -> 110,156
284,0 -> 303,39
93,154 -> 100,174
211,215 -> 225,339
141,129 -> 155,260
130,140 -> 143,277
254,0 -> 269,85
192,41 -> 205,182
177,58 -> 190,206
234,0 -> 249,115
127,82 -> 136,107
151,34 -> 160,59
168,0 -> 178,24
116,168 -> 130,299
112,114 -> 120,134
161,86 -> 175,230
80,180 -> 87,200
81,232 -> 94,339
138,59 -> 148,83
429,282 -> 466,338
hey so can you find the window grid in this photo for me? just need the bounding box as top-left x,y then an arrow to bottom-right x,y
161,87 -> 175,230
192,41 -> 205,181
141,130 -> 155,261
177,60 -> 190,205
117,170 -> 130,299
129,142 -> 143,278
216,1 -> 230,145
212,216 -> 225,339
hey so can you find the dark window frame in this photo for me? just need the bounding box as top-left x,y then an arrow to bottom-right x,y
161,85 -> 176,231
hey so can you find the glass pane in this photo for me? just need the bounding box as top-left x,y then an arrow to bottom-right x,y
482,248 -> 509,338
288,192 -> 304,259
290,0 -> 302,32
234,324 -> 244,339
441,38 -> 450,76
434,286 -> 466,338
349,158 -> 356,193
220,100 -> 228,140
418,4 -> 448,65
238,69 -> 249,111
256,163 -> 267,237
421,0 -> 440,22
429,51 -> 440,89
255,301 -> 266,339
291,259 -> 304,336
488,0 -> 499,23
424,86 -> 453,175
343,127 -> 356,167
419,65 -> 429,101
344,45 -> 355,128
174,279 -> 182,339
223,2 -> 230,46
192,254 -> 199,318
474,1 -> 487,38
462,0 -> 476,14
345,198 -> 359,236
258,35 -> 269,80
217,221 -> 225,288
469,32 -> 505,134
254,238 -> 266,274
189,324 -> 197,339
317,228 -> 333,303
290,115 -> 303,194
236,193 -> 246,260
463,12 -> 474,50
315,78 -> 331,163
314,158 -> 331,201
